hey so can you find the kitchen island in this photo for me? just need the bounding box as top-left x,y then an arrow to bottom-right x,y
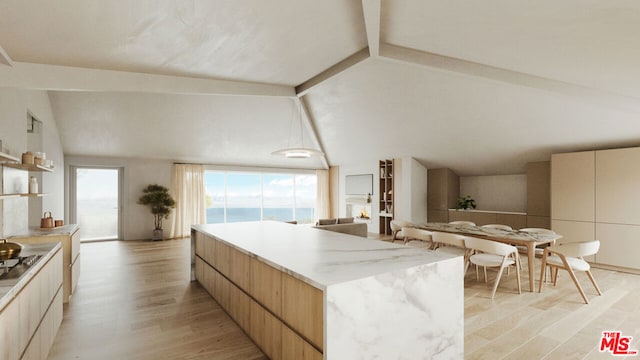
192,221 -> 463,359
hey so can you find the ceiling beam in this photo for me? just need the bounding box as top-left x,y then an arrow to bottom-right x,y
0,44 -> 13,66
380,43 -> 640,113
299,96 -> 329,169
0,62 -> 295,97
361,0 -> 381,57
295,47 -> 370,96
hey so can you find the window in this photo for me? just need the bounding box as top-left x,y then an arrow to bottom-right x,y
205,171 -> 316,224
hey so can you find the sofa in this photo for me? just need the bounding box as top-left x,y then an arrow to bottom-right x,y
313,217 -> 368,238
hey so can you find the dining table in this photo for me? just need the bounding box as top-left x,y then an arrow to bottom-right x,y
416,222 -> 562,292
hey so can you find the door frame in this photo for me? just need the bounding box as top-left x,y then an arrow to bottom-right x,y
69,165 -> 124,241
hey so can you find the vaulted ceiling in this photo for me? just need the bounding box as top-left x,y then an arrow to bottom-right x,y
1,1 -> 640,175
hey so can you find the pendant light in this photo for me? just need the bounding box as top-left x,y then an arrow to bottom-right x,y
272,99 -> 323,158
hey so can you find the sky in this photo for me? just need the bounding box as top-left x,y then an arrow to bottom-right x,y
205,171 -> 316,208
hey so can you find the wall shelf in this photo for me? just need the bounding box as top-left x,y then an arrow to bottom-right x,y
4,163 -> 53,172
0,151 -> 20,163
21,193 -> 48,197
0,194 -> 21,199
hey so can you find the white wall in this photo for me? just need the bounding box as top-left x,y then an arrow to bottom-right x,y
460,174 -> 527,213
65,155 -> 173,240
410,158 -> 429,223
394,157 -> 428,224
0,88 -> 65,236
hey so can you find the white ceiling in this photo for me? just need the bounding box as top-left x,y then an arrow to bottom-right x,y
1,1 -> 640,174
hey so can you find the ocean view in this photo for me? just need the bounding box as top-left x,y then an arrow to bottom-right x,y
206,207 -> 315,224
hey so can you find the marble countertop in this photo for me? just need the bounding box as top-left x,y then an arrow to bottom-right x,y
9,224 -> 79,238
0,242 -> 61,312
417,222 -> 561,243
192,221 -> 457,290
447,209 -> 527,215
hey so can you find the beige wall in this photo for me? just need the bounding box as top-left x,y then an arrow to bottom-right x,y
460,174 -> 527,213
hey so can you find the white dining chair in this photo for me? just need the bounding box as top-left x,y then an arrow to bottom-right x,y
431,231 -> 468,258
464,236 -> 521,299
402,227 -> 433,248
481,224 -> 512,231
538,240 -> 602,304
449,221 -> 476,227
390,220 -> 413,243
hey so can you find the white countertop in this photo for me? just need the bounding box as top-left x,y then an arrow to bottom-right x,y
192,221 -> 456,290
0,242 -> 61,312
9,224 -> 79,238
448,209 -> 527,215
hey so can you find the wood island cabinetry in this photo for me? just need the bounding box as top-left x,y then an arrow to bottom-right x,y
192,221 -> 463,359
194,230 -> 322,360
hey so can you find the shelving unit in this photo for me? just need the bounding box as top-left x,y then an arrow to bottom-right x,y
0,194 -> 20,199
378,159 -> 394,235
1,152 -> 52,202
21,193 -> 48,197
4,163 -> 53,172
0,151 -> 20,163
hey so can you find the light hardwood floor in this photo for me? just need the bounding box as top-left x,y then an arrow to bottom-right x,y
48,239 -> 266,360
49,238 -> 640,359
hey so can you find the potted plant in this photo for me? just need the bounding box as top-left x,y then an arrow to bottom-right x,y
138,184 -> 175,241
455,195 -> 476,210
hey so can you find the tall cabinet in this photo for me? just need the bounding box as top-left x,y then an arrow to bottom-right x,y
427,168 -> 459,223
551,148 -> 640,269
379,160 -> 394,235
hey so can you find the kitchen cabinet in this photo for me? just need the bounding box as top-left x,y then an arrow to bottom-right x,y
11,225 -> 80,302
551,147 -> 640,270
526,161 -> 551,229
0,243 -> 63,360
551,151 -> 595,222
427,168 -> 459,223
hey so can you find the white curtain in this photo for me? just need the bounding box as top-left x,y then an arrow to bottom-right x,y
170,164 -> 206,239
316,169 -> 330,219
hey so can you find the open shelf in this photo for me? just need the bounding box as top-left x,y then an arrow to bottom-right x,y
4,163 -> 53,172
21,193 -> 48,197
0,151 -> 20,163
0,194 -> 21,199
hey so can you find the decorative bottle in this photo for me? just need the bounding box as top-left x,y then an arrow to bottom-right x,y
29,176 -> 38,194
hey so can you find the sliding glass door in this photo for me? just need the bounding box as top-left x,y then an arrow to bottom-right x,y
70,166 -> 123,242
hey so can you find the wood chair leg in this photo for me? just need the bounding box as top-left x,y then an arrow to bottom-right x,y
559,256 -> 589,304
490,262 -> 507,300
538,251 -> 548,293
552,268 -> 559,286
514,253 -> 521,294
586,270 -> 602,296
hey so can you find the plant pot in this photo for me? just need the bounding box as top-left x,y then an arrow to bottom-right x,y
152,229 -> 163,241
